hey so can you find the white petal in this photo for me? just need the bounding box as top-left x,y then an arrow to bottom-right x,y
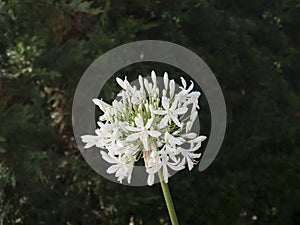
126,133 -> 140,142
190,136 -> 207,149
117,140 -> 125,147
147,173 -> 155,186
163,72 -> 169,90
141,133 -> 149,150
127,167 -> 133,183
189,153 -> 201,158
180,77 -> 187,89
84,142 -> 95,148
182,133 -> 197,139
155,87 -> 159,97
187,158 -> 194,170
187,80 -> 194,92
162,96 -> 169,110
97,121 -> 104,127
164,132 -> 171,142
163,166 -> 169,183
176,107 -> 188,115
191,110 -> 198,123
159,116 -> 169,128
151,70 -> 157,87
148,83 -> 153,94
147,162 -> 159,173
135,115 -> 144,127
171,115 -> 182,127
153,110 -> 167,115
145,118 -> 153,129
99,115 -> 106,121
101,151 -> 118,163
170,136 -> 184,146
117,177 -> 124,183
188,91 -> 200,98
138,75 -> 144,90
144,103 -> 150,112
148,130 -> 161,138
81,134 -> 95,142
191,136 -> 206,149
112,99 -> 123,112
170,99 -> 179,111
186,121 -> 192,132
172,130 -> 180,135
168,153 -> 178,162
162,89 -> 167,97
101,124 -> 114,131
149,104 -> 155,118
125,126 -> 141,132
116,170 -> 126,183
116,77 -> 126,89
195,135 -> 207,142
95,141 -> 105,148
81,135 -> 98,148
107,165 -> 120,174
130,95 -> 139,104
168,161 -> 185,171
169,80 -> 175,98
124,79 -> 133,91
144,79 -> 150,94
92,98 -> 111,112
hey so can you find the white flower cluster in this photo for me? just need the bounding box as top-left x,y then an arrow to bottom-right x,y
81,71 -> 207,185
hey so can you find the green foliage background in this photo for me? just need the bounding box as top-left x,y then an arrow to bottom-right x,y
0,0 -> 299,224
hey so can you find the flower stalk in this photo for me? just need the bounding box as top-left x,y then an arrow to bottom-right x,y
158,169 -> 179,225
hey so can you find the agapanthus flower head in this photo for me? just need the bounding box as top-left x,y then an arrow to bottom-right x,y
81,71 -> 207,185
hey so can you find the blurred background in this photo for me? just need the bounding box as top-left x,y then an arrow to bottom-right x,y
0,0 -> 299,224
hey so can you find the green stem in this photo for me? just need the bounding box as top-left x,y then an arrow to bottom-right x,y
158,170 -> 179,225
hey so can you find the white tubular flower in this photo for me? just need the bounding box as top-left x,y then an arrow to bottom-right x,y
101,151 -> 134,183
179,77 -> 194,94
125,114 -> 161,150
178,135 -> 207,170
81,70 -> 207,185
164,132 -> 185,147
163,72 -> 169,91
116,76 -> 133,92
147,151 -> 185,185
153,96 -> 188,128
81,134 -> 101,148
169,79 -> 175,98
151,70 -> 157,88
92,98 -> 111,112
